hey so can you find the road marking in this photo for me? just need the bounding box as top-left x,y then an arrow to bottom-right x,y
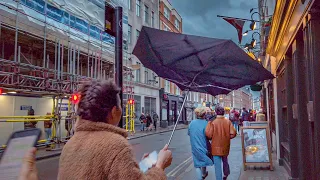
166,156 -> 192,177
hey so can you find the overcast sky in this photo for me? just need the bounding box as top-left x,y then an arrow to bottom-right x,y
170,0 -> 259,45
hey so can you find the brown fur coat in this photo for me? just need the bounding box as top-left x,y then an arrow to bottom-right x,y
58,119 -> 166,180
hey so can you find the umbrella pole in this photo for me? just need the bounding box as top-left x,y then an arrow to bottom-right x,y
167,89 -> 190,146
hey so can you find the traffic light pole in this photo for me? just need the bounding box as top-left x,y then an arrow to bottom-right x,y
115,7 -> 123,128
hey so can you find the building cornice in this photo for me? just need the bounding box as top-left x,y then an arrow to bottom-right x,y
266,0 -> 296,55
267,0 -> 314,67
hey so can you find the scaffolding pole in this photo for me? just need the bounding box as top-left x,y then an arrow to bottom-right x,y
14,1 -> 19,62
73,45 -> 76,77
18,46 -> 21,63
61,43 -> 64,79
77,46 -> 80,79
58,40 -> 61,80
67,44 -> 70,75
94,52 -> 97,78
43,0 -> 47,67
54,39 -> 57,79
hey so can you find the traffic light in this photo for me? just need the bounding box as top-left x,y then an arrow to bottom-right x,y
71,93 -> 80,104
128,99 -> 134,104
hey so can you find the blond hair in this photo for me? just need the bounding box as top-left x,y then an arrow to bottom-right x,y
195,107 -> 207,119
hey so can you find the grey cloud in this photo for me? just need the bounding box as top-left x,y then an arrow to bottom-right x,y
171,0 -> 258,44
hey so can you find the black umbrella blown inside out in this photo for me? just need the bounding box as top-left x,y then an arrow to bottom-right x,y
133,26 -> 274,96
132,26 -> 274,146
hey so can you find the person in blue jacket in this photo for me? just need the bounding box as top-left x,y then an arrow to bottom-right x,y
188,107 -> 213,180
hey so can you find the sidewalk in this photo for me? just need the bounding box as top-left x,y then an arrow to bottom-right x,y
175,136 -> 243,180
36,123 -> 188,160
239,153 -> 290,180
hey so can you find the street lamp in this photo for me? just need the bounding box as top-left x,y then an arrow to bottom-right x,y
250,32 -> 260,48
250,12 -> 262,30
249,20 -> 256,30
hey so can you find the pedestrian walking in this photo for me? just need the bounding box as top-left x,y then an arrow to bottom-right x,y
206,106 -> 237,180
44,112 -> 52,147
146,113 -> 152,131
241,108 -> 250,127
230,108 -> 240,133
152,112 -> 159,131
256,109 -> 266,122
205,107 -> 215,122
139,113 -> 146,131
65,113 -> 72,137
25,109 -> 37,129
188,107 -> 213,180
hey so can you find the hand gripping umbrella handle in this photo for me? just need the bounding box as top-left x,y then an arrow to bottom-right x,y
167,89 -> 190,147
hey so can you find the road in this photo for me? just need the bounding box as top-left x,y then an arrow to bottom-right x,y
36,129 -> 242,180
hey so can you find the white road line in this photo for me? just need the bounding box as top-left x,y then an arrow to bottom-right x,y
166,156 -> 192,177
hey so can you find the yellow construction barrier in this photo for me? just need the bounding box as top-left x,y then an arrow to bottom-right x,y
0,119 -> 51,122
125,100 -> 135,134
0,116 -> 53,119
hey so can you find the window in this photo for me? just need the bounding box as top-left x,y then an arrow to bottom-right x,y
151,11 -> 155,27
164,6 -> 170,19
136,0 -> 141,16
128,0 -> 131,10
163,22 -> 171,32
136,29 -> 140,40
165,80 -> 170,93
144,5 -> 149,23
175,19 -> 180,30
175,86 -> 180,95
136,62 -> 141,82
144,69 -> 149,84
128,25 -> 132,44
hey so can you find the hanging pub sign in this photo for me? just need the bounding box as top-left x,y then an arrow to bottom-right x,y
250,84 -> 262,91
241,126 -> 273,171
105,3 -> 116,37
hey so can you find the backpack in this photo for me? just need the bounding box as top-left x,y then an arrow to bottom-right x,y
230,112 -> 235,121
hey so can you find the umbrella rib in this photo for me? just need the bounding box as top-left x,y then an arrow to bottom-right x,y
184,36 -> 204,67
193,82 -> 232,91
144,31 -> 165,65
165,40 -> 227,67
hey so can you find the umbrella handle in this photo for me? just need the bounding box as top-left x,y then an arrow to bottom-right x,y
167,89 -> 190,146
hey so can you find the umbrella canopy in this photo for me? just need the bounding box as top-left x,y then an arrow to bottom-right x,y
133,26 -> 274,96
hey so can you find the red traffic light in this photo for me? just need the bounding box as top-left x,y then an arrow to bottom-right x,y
128,99 -> 134,104
71,94 -> 80,104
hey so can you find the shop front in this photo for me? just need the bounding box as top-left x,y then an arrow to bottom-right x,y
159,88 -> 184,127
184,101 -> 194,124
265,0 -> 319,179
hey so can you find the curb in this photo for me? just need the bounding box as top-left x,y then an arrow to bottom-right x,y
36,127 -> 188,160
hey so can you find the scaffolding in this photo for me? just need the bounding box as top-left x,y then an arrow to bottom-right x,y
0,0 -> 131,148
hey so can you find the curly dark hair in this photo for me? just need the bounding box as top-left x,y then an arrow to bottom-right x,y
215,106 -> 225,116
77,79 -> 121,122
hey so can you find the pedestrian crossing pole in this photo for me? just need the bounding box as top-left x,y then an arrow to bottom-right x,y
105,4 -> 123,128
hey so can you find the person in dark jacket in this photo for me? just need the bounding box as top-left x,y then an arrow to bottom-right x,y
242,108 -> 250,127
44,112 -> 53,146
152,112 -> 159,131
25,109 -> 37,129
146,113 -> 152,131
205,107 -> 215,122
139,113 -> 146,131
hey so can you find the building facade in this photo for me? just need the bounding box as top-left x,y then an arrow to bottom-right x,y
158,0 -> 184,127
260,0 -> 320,179
216,89 -> 253,110
126,0 -> 160,119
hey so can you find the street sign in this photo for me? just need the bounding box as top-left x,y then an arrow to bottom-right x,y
20,105 -> 32,110
105,4 -> 116,36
